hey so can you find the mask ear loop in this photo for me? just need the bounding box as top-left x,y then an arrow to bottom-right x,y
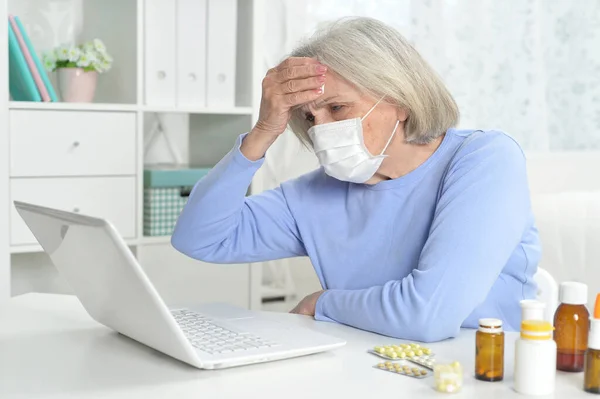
380,120 -> 400,156
361,96 -> 386,122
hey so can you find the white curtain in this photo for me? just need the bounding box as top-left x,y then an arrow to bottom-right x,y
258,0 -> 600,297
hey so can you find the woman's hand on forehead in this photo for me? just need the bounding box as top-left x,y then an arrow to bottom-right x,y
241,57 -> 328,160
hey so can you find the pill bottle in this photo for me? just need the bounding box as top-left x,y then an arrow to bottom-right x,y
475,318 -> 504,381
520,299 -> 546,322
514,320 -> 556,396
584,294 -> 600,394
554,281 -> 590,372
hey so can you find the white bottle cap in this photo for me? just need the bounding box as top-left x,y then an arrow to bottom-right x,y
589,319 -> 600,350
520,299 -> 546,321
478,318 -> 503,333
559,282 -> 588,305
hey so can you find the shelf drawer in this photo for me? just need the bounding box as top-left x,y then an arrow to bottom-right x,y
10,177 -> 137,246
10,110 -> 137,177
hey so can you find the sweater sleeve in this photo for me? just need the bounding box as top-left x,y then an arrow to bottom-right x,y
171,134 -> 306,263
314,134 -> 531,342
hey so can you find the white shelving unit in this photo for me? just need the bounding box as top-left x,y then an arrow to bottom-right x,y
1,0 -> 267,310
8,101 -> 139,112
9,101 -> 253,115
0,0 -> 9,300
141,105 -> 254,115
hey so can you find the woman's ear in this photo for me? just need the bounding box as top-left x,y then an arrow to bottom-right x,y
397,108 -> 409,122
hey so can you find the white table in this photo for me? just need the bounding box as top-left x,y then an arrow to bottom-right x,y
0,294 -> 589,398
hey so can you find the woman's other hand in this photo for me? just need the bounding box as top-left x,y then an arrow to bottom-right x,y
241,57 -> 327,161
290,290 -> 325,317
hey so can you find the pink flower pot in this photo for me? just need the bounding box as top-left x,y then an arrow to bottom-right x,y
57,68 -> 98,102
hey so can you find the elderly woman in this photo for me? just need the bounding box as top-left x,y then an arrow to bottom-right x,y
172,17 -> 540,342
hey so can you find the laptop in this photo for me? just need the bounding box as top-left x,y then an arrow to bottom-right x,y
14,201 -> 346,369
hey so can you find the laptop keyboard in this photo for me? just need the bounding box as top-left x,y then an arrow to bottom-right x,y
171,309 -> 280,355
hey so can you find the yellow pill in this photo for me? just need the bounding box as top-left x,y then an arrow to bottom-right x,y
403,366 -> 411,371
412,367 -> 420,373
423,348 -> 432,355
389,352 -> 398,359
385,361 -> 392,367
376,347 -> 386,354
408,351 -> 416,357
398,351 -> 406,358
416,349 -> 424,356
411,343 -> 420,348
377,363 -> 386,369
392,345 -> 401,350
451,361 -> 461,369
420,370 -> 428,376
394,364 -> 402,370
384,345 -> 392,350
400,343 -> 410,349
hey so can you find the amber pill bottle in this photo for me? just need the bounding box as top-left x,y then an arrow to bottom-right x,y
554,282 -> 590,372
584,294 -> 600,394
475,318 -> 504,381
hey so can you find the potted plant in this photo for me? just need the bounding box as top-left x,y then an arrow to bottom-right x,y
43,39 -> 113,102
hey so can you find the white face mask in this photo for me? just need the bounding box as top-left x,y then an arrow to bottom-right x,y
308,97 -> 400,183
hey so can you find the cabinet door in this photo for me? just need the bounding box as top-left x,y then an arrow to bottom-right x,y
10,110 -> 136,177
176,0 -> 207,108
144,0 -> 176,106
10,177 -> 137,246
206,0 -> 237,107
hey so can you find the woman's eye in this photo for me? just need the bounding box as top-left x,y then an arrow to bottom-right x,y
331,105 -> 344,113
305,113 -> 315,123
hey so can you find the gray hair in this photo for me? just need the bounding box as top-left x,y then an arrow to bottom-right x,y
288,17 -> 459,146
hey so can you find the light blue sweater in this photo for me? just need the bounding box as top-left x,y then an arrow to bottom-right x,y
172,128 -> 540,342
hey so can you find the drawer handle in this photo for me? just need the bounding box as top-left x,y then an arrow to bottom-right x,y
73,207 -> 80,213
73,141 -> 80,148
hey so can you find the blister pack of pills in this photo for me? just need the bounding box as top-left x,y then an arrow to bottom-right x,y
369,343 -> 434,361
407,355 -> 437,370
374,361 -> 430,379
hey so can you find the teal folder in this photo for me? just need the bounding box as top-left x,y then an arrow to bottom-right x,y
15,16 -> 58,102
144,167 -> 212,188
8,21 -> 41,102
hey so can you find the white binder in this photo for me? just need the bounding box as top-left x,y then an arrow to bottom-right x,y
206,0 -> 237,108
144,0 -> 176,106
176,0 -> 207,108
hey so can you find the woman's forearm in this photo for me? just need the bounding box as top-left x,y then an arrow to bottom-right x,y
171,134 -> 306,263
239,128 -> 279,161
